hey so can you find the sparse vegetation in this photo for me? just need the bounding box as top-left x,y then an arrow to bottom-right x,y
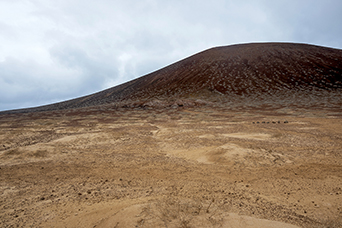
139,197 -> 226,228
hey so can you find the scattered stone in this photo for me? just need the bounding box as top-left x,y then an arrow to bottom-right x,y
254,120 -> 288,124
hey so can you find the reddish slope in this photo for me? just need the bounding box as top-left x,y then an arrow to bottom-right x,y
4,43 -> 342,113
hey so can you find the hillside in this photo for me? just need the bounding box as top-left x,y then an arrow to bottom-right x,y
3,43 -> 342,113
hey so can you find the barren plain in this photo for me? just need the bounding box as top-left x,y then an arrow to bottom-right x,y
1,43 -> 342,227
1,105 -> 341,228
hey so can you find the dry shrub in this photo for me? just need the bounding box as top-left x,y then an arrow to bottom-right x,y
4,149 -> 21,156
137,197 -> 227,228
319,217 -> 342,228
31,150 -> 48,158
272,133 -> 283,138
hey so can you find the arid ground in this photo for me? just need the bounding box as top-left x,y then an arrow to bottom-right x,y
1,105 -> 341,228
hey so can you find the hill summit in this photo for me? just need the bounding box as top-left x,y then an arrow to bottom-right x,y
5,43 -> 342,113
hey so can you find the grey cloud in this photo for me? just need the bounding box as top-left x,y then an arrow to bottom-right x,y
0,56 -> 101,111
259,0 -> 342,47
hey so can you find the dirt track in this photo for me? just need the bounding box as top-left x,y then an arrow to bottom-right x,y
1,106 -> 342,227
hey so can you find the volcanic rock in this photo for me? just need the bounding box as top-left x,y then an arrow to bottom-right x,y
3,42 -> 342,113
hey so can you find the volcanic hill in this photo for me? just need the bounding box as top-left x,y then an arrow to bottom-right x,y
5,42 -> 342,113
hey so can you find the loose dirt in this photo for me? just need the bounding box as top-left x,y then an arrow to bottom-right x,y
0,106 -> 341,227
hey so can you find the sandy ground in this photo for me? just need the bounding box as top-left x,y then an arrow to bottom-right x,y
0,105 -> 342,228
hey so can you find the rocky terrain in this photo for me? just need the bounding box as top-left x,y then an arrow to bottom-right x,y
0,43 -> 342,227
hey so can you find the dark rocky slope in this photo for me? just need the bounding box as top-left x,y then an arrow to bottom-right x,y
3,43 -> 342,113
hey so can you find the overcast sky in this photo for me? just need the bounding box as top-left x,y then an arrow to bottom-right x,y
1,0 -> 342,111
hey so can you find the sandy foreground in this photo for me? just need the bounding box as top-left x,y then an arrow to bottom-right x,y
0,106 -> 341,227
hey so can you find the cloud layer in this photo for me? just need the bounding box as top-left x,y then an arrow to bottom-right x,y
1,0 -> 342,111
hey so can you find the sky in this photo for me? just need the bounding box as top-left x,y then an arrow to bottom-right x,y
1,0 -> 342,111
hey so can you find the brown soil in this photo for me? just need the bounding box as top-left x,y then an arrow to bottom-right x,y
1,105 -> 341,227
